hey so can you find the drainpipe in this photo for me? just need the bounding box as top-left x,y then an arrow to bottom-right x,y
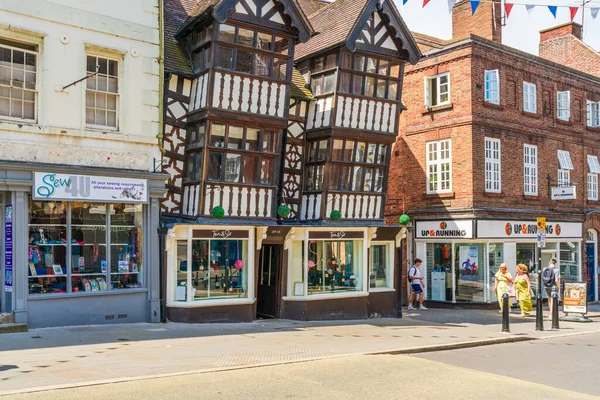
158,0 -> 166,323
158,224 -> 168,322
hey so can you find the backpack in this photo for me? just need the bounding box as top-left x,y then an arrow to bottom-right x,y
541,267 -> 555,288
408,266 -> 418,283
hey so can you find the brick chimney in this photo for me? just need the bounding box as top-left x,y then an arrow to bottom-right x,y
539,22 -> 600,78
452,0 -> 502,42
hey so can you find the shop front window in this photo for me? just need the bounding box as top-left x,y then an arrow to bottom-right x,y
370,243 -> 391,289
426,243 -> 452,301
28,201 -> 67,294
488,243 -> 504,300
308,240 -> 362,294
175,236 -> 248,301
28,201 -> 144,295
455,243 -> 485,303
560,242 -> 580,285
516,243 -> 538,295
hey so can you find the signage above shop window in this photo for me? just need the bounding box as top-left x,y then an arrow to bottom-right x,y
477,220 -> 582,239
308,231 -> 365,240
415,220 -> 474,239
33,173 -> 148,204
192,229 -> 250,239
551,186 -> 576,200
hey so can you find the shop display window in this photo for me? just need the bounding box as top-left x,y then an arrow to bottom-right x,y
28,201 -> 67,294
426,243 -> 452,301
454,243 -> 485,303
516,243 -> 538,296
28,201 -> 144,295
370,243 -> 391,289
307,240 -> 362,294
560,242 -> 580,285
175,238 -> 248,301
487,243 -> 504,299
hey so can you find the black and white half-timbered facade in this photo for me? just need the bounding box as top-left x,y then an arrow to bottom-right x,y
161,0 -> 420,322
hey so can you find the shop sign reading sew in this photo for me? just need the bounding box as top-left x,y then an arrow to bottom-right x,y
415,220 -> 473,239
477,220 -> 582,239
33,173 -> 148,204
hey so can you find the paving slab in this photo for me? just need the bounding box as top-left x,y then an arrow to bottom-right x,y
0,309 -> 597,396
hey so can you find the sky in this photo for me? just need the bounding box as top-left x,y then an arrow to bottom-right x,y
394,0 -> 600,55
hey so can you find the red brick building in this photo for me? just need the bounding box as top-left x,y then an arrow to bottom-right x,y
388,0 -> 600,306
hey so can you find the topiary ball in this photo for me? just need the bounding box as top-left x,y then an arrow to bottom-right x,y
330,210 -> 342,221
212,206 -> 225,219
278,204 -> 291,218
399,214 -> 410,225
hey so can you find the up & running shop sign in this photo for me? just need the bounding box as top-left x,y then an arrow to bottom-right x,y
415,220 -> 474,239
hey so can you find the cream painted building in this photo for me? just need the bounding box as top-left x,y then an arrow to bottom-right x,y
0,0 -> 166,328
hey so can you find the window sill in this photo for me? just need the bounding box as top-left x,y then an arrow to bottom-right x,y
586,126 -> 600,133
522,110 -> 541,119
483,101 -> 503,111
588,198 -> 598,202
368,288 -> 396,293
483,191 -> 505,198
282,291 -> 369,302
166,298 -> 256,308
28,288 -> 148,300
423,192 -> 455,200
422,103 -> 453,114
556,118 -> 572,126
523,194 -> 541,200
86,125 -> 119,133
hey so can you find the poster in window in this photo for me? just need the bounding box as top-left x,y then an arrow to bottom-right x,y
118,260 -> 129,273
459,246 -> 479,281
52,264 -> 64,275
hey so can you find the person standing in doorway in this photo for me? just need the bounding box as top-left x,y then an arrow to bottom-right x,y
514,264 -> 533,317
542,258 -> 561,321
408,259 -> 427,311
493,263 -> 513,313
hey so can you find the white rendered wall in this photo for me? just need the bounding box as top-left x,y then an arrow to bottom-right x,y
0,0 -> 161,171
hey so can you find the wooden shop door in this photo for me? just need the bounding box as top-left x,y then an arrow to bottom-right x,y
257,244 -> 282,318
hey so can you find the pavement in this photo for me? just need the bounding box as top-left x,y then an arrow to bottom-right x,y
0,306 -> 599,396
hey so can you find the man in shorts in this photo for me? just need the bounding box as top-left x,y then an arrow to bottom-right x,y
408,258 -> 427,310
543,258 -> 561,321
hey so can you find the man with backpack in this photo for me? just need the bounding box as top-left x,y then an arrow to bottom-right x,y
542,258 -> 561,321
408,258 -> 428,311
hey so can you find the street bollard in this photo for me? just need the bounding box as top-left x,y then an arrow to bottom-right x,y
501,293 -> 510,333
535,292 -> 544,331
551,292 -> 560,330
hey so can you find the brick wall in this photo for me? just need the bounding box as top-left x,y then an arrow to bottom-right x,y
389,37 -> 600,219
452,0 -> 501,42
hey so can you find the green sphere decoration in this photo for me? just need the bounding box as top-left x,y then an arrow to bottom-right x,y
212,206 -> 225,219
330,210 -> 342,221
278,204 -> 291,218
399,214 -> 410,226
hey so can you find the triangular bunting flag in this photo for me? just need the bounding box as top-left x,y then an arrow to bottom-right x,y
470,0 -> 480,15
447,0 -> 458,13
423,0 -> 431,7
547,5 -> 557,18
569,6 -> 578,21
591,7 -> 599,19
403,0 -> 408,5
526,5 -> 535,18
504,3 -> 514,18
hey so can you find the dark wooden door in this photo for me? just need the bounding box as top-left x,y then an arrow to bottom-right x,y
257,244 -> 282,318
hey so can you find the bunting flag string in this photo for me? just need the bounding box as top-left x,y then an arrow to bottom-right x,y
569,6 -> 578,21
412,0 -> 600,22
504,2 -> 514,18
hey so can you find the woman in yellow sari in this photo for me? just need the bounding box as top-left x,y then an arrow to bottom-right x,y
493,263 -> 513,312
514,264 -> 533,317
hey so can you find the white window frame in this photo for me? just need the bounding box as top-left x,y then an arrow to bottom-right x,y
424,73 -> 450,107
587,100 -> 600,128
588,173 -> 598,201
484,70 -> 499,105
558,150 -> 574,170
485,137 -> 501,193
524,144 -> 538,196
588,155 -> 600,174
558,170 -> 571,186
369,241 -> 395,291
523,82 -> 537,114
426,139 -> 452,194
557,91 -> 570,121
0,40 -> 38,122
85,53 -> 120,130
